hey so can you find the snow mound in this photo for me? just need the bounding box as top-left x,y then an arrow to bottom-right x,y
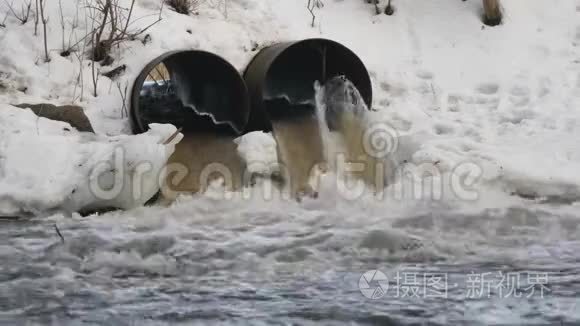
0,104 -> 182,216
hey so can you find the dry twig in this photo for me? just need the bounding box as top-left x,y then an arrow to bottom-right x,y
4,0 -> 32,24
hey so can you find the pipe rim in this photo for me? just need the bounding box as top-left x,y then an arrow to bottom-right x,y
242,38 -> 373,132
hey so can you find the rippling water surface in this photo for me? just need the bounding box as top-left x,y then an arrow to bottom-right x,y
1,191 -> 580,326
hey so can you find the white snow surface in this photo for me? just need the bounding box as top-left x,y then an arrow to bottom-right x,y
0,104 -> 182,215
0,0 -> 579,215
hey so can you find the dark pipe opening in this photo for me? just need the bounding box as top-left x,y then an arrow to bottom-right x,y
131,50 -> 250,136
243,38 -> 373,132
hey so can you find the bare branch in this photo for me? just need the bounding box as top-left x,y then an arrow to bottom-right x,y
72,52 -> 84,103
33,0 -> 38,34
120,0 -> 135,36
162,127 -> 183,145
115,81 -> 129,118
39,0 -> 50,62
0,11 -> 8,28
58,0 -> 66,51
54,224 -> 65,243
91,31 -> 100,96
4,0 -> 32,24
306,0 -> 323,27
90,0 -> 162,62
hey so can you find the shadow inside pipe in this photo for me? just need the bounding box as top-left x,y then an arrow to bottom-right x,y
245,39 -> 372,132
133,52 -> 249,135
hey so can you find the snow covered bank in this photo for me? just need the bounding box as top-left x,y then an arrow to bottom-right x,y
0,0 -> 579,211
272,0 -> 580,203
0,104 -> 182,216
0,0 -> 281,135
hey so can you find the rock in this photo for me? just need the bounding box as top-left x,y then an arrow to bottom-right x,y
102,64 -> 127,79
12,103 -> 94,132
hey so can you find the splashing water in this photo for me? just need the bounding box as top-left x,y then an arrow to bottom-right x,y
263,76 -> 378,199
264,95 -> 326,198
161,133 -> 247,202
317,76 -> 391,191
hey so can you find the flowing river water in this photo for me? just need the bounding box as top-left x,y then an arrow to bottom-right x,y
1,197 -> 579,325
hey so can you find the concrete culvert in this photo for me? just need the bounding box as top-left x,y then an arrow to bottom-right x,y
131,50 -> 250,135
243,38 -> 372,198
131,51 -> 251,200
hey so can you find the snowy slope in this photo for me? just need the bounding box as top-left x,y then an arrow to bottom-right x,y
271,0 -> 580,201
0,0 -> 579,214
